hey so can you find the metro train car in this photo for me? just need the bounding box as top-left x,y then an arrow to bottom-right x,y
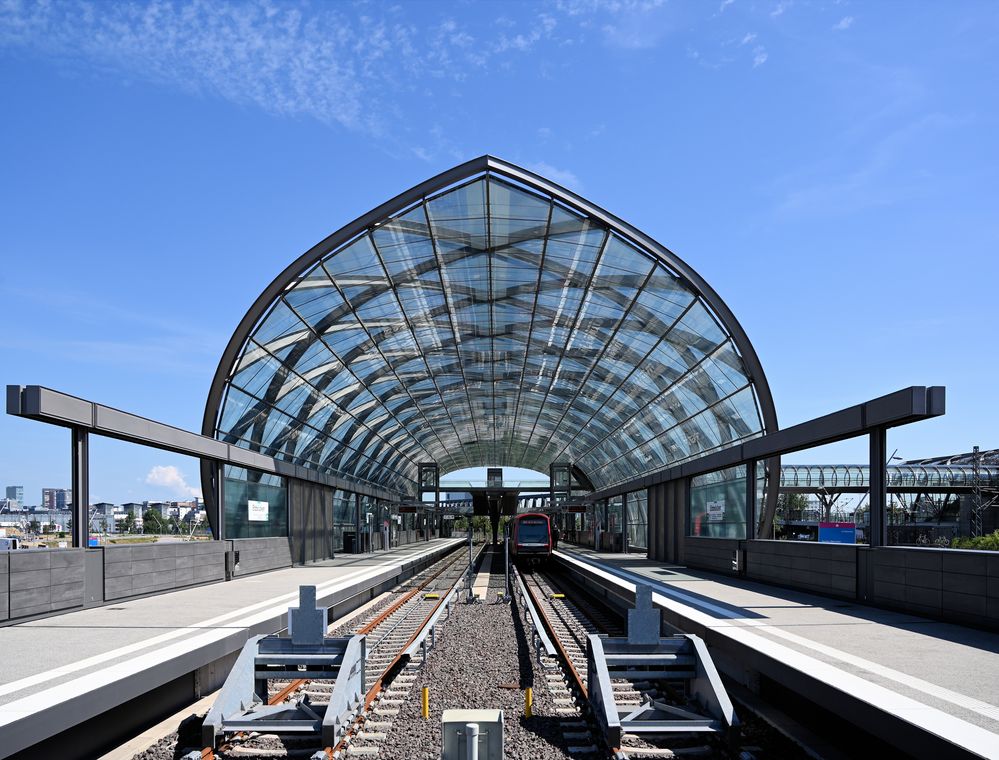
510,512 -> 553,565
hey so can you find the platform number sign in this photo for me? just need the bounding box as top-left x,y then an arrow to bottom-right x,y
248,499 -> 269,522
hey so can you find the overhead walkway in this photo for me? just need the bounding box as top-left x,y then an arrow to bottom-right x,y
781,462 -> 999,492
0,538 -> 462,760
558,546 -> 999,760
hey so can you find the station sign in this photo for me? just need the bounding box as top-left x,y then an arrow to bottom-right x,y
248,500 -> 269,521
398,505 -> 420,513
706,499 -> 725,522
565,504 -> 586,513
442,514 -> 455,520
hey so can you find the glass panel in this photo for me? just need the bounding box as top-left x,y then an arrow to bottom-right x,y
217,171 -> 767,495
224,466 -> 288,539
627,489 -> 648,550
689,465 -> 747,539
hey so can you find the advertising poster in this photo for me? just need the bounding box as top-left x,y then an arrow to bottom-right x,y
706,499 -> 725,522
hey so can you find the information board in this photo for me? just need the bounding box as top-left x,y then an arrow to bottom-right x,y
248,499 -> 269,522
818,521 -> 856,544
706,499 -> 725,522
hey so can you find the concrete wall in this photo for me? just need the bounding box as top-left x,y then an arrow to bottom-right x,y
747,540 -> 857,600
7,549 -> 84,618
103,542 -> 225,601
681,537 -> 999,630
683,537 -> 741,575
0,553 -> 8,621
868,546 -> 999,629
230,537 -> 292,577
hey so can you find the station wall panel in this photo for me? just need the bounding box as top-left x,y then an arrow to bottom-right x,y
0,552 -> 9,620
288,479 -> 335,564
7,549 -> 84,619
230,536 -> 293,576
683,536 -> 741,575
870,546 -> 999,629
681,537 -> 998,630
103,542 -> 225,601
746,539 -> 857,599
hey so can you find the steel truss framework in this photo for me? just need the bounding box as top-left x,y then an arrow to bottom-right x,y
204,157 -> 778,498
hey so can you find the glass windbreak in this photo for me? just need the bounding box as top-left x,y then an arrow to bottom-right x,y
627,489 -> 648,550
224,465 -> 288,539
608,495 -> 623,541
689,465 -> 747,539
214,172 -> 767,496
332,489 -> 356,552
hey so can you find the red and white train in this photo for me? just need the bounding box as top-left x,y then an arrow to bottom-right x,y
510,512 -> 556,564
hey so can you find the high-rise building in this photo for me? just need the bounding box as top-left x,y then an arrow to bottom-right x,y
42,488 -> 72,510
5,486 -> 23,507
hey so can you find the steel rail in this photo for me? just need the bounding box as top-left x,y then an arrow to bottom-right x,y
204,544 -> 471,759
328,544 -> 484,756
519,571 -> 589,699
512,566 -> 557,659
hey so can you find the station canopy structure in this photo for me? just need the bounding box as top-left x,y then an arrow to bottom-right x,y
204,157 -> 778,502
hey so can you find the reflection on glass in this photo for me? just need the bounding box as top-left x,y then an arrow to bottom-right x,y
689,466 -> 747,539
214,173 -> 766,496
224,466 -> 288,539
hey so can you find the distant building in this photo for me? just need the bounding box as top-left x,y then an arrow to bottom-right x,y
42,488 -> 72,510
90,503 -> 118,534
5,486 -> 23,507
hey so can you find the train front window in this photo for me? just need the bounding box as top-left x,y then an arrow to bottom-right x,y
518,521 -> 549,543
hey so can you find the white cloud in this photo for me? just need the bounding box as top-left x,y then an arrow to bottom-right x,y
753,45 -> 768,67
0,1 -> 560,140
719,0 -> 736,12
145,465 -> 202,500
833,16 -> 855,31
770,1 -> 791,18
526,162 -> 582,191
741,32 -> 757,45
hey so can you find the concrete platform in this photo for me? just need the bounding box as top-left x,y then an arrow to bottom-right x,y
0,538 -> 462,759
559,547 -> 999,760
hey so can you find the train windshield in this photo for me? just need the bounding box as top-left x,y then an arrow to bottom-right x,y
518,520 -> 549,543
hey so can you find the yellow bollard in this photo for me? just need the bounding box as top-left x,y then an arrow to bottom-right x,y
421,686 -> 430,719
525,687 -> 533,718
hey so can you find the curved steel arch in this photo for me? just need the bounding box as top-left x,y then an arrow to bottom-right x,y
202,156 -> 779,511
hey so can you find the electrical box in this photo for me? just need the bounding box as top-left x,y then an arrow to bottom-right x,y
441,709 -> 503,759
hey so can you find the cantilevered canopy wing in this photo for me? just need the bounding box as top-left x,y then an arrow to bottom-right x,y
204,157 -> 777,498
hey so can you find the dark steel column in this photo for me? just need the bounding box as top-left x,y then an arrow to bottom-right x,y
70,427 -> 89,548
354,492 -> 362,553
621,492 -> 629,553
745,460 -> 757,539
647,486 -> 657,561
869,428 -> 887,547
215,461 -> 226,540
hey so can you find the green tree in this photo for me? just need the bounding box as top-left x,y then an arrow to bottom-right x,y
28,519 -> 40,535
143,509 -> 165,534
774,493 -> 810,539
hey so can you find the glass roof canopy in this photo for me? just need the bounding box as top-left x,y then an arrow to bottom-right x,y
204,157 -> 777,498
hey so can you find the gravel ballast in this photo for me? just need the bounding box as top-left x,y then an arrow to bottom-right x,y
375,595 -> 581,760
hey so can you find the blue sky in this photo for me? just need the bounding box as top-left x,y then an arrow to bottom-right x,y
1,0 -> 997,505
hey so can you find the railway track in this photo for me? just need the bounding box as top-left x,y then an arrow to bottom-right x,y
519,566 -> 736,760
205,542 -> 482,759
